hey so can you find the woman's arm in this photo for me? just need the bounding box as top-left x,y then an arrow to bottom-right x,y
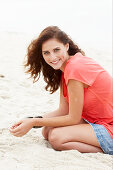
9,81 -> 69,136
43,80 -> 69,118
9,80 -> 84,136
33,79 -> 84,127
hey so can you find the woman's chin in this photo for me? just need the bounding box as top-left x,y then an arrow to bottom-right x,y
50,63 -> 61,70
52,65 -> 62,70
52,67 -> 60,70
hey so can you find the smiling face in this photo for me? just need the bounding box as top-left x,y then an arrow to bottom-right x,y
42,38 -> 70,71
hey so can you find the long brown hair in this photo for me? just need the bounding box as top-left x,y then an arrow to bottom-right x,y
24,26 -> 85,93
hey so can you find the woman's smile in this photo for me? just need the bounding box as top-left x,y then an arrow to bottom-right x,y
42,38 -> 69,71
51,59 -> 61,65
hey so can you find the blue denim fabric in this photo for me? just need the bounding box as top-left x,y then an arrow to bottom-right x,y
84,120 -> 113,155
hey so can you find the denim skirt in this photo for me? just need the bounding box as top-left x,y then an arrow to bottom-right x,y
84,119 -> 113,155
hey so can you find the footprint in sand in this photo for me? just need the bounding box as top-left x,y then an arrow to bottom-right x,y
0,74 -> 5,78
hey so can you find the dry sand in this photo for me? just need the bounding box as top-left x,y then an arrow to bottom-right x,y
0,32 -> 112,170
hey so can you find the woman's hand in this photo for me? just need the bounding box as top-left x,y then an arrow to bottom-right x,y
9,118 -> 35,137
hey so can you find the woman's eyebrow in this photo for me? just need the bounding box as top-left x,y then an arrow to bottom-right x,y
54,47 -> 60,49
42,47 -> 60,52
42,50 -> 49,52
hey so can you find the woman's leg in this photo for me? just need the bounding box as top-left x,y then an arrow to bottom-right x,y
58,142 -> 103,153
48,124 -> 103,153
42,118 -> 87,140
42,126 -> 54,140
42,109 -> 68,140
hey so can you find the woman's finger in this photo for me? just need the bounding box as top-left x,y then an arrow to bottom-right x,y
11,131 -> 22,137
12,120 -> 22,127
10,120 -> 22,130
9,124 -> 21,133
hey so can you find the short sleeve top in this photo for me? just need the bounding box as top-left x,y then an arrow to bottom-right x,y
62,52 -> 113,138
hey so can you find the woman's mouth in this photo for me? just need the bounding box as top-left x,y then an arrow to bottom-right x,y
51,59 -> 60,64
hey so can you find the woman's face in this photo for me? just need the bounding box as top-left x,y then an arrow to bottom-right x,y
42,38 -> 69,71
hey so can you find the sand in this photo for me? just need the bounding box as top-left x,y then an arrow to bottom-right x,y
0,32 -> 112,170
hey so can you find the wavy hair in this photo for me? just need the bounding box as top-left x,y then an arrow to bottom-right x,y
24,26 -> 85,93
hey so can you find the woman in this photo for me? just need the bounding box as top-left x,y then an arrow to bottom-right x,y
9,26 -> 113,154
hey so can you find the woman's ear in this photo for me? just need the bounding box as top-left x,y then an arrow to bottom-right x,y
65,43 -> 69,51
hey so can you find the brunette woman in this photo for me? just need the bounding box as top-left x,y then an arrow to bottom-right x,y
9,26 -> 113,154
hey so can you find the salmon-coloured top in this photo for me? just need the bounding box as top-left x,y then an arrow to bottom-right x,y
62,52 -> 113,138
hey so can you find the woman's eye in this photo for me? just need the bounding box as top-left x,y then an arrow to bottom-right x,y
44,52 -> 49,55
54,49 -> 60,52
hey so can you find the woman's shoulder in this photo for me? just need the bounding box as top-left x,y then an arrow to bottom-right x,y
63,52 -> 110,86
64,52 -> 105,74
64,52 -> 89,74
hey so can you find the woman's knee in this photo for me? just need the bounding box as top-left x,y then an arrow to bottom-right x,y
42,127 -> 49,140
48,128 -> 62,150
42,126 -> 54,140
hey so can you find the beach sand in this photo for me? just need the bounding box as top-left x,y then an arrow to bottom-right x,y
0,32 -> 112,170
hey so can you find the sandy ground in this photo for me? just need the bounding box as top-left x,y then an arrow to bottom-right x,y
0,32 -> 112,170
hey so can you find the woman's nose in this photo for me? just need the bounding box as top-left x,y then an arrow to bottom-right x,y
50,53 -> 57,60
